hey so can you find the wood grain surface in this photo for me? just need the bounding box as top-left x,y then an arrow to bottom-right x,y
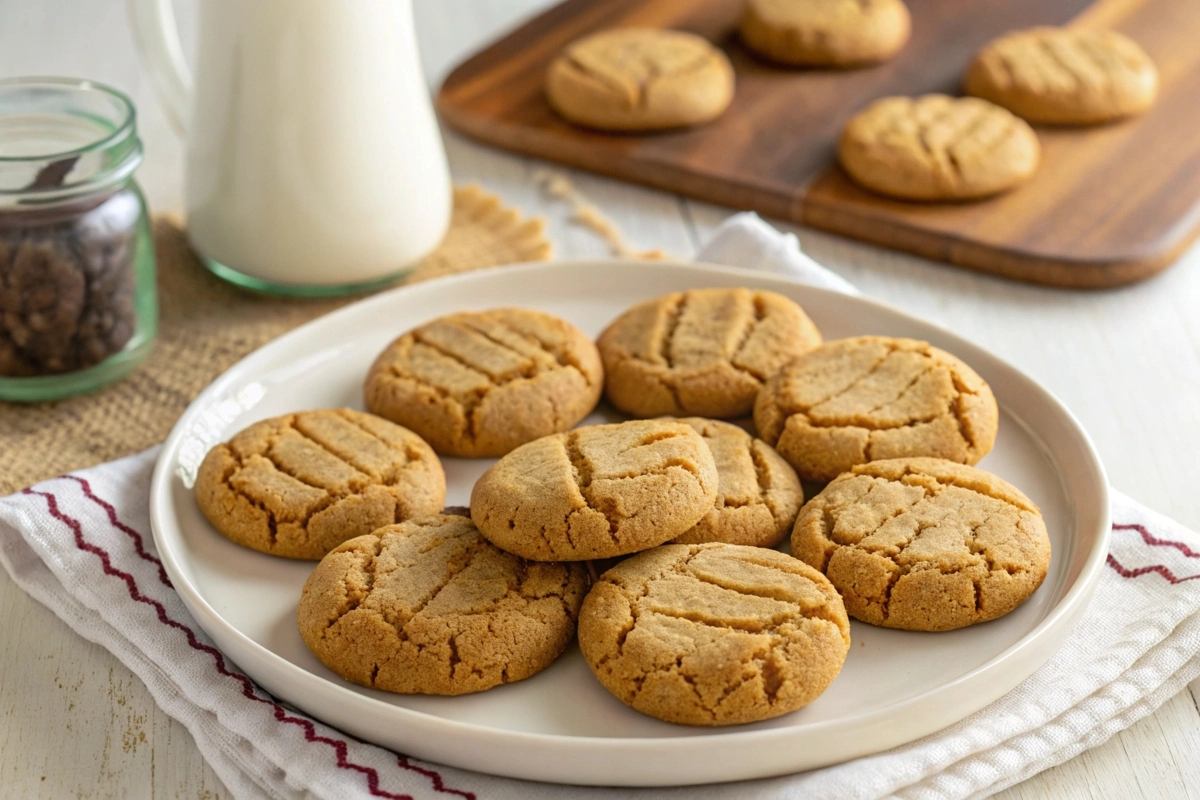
438,0 -> 1200,288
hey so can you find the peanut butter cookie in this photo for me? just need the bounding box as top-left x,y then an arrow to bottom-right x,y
792,458 -> 1051,631
471,419 -> 719,561
546,28 -> 734,132
741,0 -> 911,67
598,288 -> 822,419
194,409 -> 445,560
838,94 -> 1040,200
754,336 -> 998,482
578,543 -> 850,726
364,308 -> 603,458
298,515 -> 589,695
965,27 -> 1158,125
670,418 -> 803,548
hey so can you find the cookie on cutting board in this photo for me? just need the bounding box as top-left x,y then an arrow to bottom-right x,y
964,27 -> 1158,125
838,94 -> 1040,201
546,28 -> 735,131
741,0 -> 911,67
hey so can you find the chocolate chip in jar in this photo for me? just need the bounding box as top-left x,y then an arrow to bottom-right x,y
0,77 -> 155,400
0,203 -> 137,376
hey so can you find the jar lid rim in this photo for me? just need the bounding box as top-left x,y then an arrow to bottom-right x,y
0,77 -> 143,202
0,76 -> 137,163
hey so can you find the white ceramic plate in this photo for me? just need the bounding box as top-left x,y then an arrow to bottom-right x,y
150,260 -> 1110,787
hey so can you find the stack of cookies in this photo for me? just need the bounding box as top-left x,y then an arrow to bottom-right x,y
192,288 -> 1051,727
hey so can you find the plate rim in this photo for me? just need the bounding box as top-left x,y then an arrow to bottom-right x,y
149,258 -> 1111,768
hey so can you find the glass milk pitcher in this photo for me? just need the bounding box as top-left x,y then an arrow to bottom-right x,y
130,0 -> 453,295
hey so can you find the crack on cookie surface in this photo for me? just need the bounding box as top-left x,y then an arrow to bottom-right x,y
839,94 -> 1038,200
793,459 -> 1049,631
863,361 -> 936,417
366,310 -> 602,457
791,345 -> 894,414
728,293 -> 769,381
323,537 -> 382,633
579,543 -> 850,725
859,459 -> 1038,511
405,337 -> 492,445
564,429 -> 617,544
377,539 -> 487,641
195,409 -> 443,558
300,516 -> 588,695
668,419 -> 803,548
474,420 -> 718,560
461,317 -> 556,368
297,409 -> 422,483
748,443 -> 777,519
562,32 -> 718,108
656,293 -> 687,369
773,340 -> 967,432
851,95 -> 1026,180
563,53 -> 640,104
599,289 -> 821,418
967,28 -> 1156,124
758,337 -> 997,480
1040,36 -> 1104,95
565,429 -> 595,490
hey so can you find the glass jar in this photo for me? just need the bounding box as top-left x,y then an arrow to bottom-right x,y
0,77 -> 156,402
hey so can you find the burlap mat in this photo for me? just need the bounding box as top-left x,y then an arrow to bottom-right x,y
0,184 -> 552,494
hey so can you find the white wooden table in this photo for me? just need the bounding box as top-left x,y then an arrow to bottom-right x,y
3,1 -> 1200,797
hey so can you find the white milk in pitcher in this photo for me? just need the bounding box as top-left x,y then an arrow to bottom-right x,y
183,0 -> 451,288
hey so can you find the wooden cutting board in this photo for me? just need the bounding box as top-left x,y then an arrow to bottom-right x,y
437,0 -> 1200,288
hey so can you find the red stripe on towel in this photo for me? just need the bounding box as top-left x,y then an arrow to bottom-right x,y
63,475 -> 173,588
24,486 -> 476,800
1114,522 -> 1200,559
1106,553 -> 1200,585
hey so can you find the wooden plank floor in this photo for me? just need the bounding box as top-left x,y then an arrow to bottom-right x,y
2,1 -> 1200,797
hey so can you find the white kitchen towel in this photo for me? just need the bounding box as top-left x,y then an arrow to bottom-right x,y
4,213 -> 1200,800
697,212 -> 862,295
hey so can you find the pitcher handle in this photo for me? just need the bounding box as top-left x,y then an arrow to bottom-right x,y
127,0 -> 192,136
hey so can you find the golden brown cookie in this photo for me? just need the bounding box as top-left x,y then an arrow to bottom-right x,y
471,419 -> 719,561
669,418 -> 803,548
297,515 -> 589,695
838,94 -> 1040,201
578,543 -> 850,726
754,336 -> 999,483
597,288 -> 822,419
364,308 -> 603,458
194,409 -> 445,560
964,27 -> 1158,125
741,0 -> 911,67
791,458 -> 1051,631
545,28 -> 735,131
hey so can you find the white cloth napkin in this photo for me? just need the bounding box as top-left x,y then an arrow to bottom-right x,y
5,213 -> 1200,800
697,212 -> 862,296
